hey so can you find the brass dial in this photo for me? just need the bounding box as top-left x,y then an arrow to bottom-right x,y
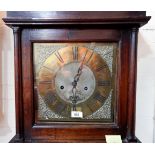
37,45 -> 111,118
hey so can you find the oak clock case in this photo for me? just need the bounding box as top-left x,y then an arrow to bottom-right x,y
3,11 -> 151,143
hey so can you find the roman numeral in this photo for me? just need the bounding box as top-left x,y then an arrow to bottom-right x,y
55,51 -> 64,63
44,91 -> 56,105
73,46 -> 78,61
39,80 -> 52,84
86,51 -> 94,64
81,49 -> 88,63
55,102 -> 66,114
81,49 -> 94,65
95,64 -> 107,72
98,80 -> 111,86
93,92 -> 106,103
87,102 -> 100,112
43,66 -> 54,73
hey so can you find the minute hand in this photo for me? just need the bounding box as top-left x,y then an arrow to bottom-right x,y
72,50 -> 88,86
71,50 -> 88,111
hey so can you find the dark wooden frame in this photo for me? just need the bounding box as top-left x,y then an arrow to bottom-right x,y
3,11 -> 150,143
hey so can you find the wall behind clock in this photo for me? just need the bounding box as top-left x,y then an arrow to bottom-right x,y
0,11 -> 15,143
0,11 -> 155,143
136,11 -> 155,143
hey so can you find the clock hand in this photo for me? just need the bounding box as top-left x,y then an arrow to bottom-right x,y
72,49 -> 88,87
71,87 -> 78,111
72,67 -> 83,89
70,51 -> 88,111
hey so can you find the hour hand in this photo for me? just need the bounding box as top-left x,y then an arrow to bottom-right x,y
72,80 -> 77,88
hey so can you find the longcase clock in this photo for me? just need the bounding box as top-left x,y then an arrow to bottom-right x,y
3,11 -> 151,143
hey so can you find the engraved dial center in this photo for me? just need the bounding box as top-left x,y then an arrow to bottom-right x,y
55,62 -> 96,104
